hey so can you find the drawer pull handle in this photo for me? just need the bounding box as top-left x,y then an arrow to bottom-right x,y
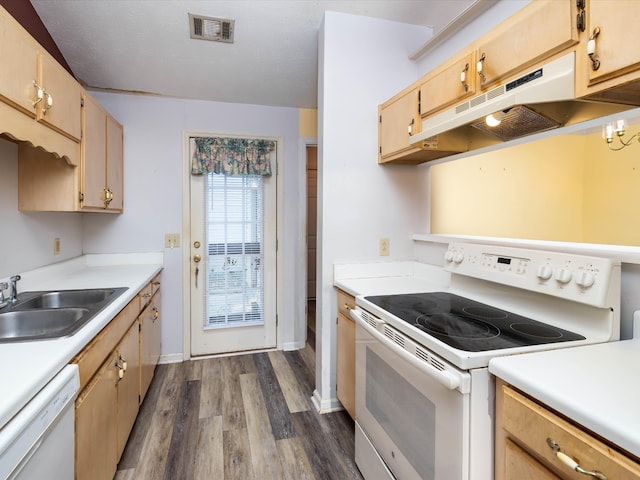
547,438 -> 607,480
343,303 -> 354,310
142,293 -> 152,298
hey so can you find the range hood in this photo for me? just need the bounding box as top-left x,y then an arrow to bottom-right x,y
409,52 -> 635,155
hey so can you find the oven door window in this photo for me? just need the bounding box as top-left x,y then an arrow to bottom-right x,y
356,324 -> 470,480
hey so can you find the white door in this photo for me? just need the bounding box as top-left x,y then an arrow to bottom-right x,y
189,137 -> 277,356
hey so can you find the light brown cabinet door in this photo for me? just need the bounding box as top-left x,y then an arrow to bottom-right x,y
106,114 -> 124,211
0,9 -> 38,117
75,352 -> 118,480
140,291 -> 161,403
337,310 -> 355,420
475,0 -> 578,89
116,321 -> 141,458
378,87 -> 420,162
504,439 -> 560,480
336,290 -> 355,418
82,92 -> 107,209
420,52 -> 476,117
584,0 -> 640,85
38,53 -> 82,142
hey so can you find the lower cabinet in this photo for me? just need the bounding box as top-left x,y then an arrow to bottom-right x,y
140,290 -> 161,403
116,321 -> 141,458
336,288 -> 356,419
75,351 -> 118,480
73,276 -> 161,480
496,379 -> 640,480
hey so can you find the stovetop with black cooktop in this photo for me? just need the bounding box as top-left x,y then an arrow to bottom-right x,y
364,292 -> 585,352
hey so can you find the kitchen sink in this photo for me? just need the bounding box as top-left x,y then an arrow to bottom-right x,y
0,287 -> 128,342
17,289 -> 119,309
0,308 -> 89,341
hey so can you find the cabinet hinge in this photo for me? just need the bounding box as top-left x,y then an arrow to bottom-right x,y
576,0 -> 586,32
379,146 -> 382,155
418,90 -> 421,115
80,97 -> 84,107
139,324 -> 141,332
379,114 -> 382,124
138,395 -> 141,404
79,192 -> 84,203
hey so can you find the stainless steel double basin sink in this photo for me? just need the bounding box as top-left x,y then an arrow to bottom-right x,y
0,287 -> 128,342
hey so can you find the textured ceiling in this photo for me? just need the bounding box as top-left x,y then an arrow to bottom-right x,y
29,0 -> 476,108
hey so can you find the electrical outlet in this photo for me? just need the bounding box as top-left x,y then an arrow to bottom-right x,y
379,238 -> 390,256
53,237 -> 61,255
164,233 -> 180,249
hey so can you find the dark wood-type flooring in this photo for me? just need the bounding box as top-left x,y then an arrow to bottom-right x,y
114,334 -> 361,479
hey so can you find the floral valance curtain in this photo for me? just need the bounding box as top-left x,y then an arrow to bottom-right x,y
191,137 -> 274,176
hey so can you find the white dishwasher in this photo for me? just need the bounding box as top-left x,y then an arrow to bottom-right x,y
0,364 -> 80,480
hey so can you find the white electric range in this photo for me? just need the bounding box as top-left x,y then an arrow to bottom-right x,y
350,242 -> 621,480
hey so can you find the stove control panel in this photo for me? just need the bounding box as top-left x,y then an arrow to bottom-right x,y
444,243 -> 621,308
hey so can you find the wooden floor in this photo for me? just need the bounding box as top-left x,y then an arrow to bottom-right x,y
114,340 -> 362,479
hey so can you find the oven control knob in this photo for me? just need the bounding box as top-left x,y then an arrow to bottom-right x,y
575,271 -> 595,288
453,252 -> 464,263
536,265 -> 553,280
445,250 -> 455,262
554,268 -> 573,284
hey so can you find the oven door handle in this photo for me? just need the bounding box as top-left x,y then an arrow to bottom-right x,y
351,309 -> 464,392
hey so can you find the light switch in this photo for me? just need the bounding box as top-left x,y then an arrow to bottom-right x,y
165,233 -> 180,249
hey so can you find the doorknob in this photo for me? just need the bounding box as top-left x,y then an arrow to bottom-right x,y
193,254 -> 201,263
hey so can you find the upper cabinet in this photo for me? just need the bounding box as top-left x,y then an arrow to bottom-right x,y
576,0 -> 640,100
473,0 -> 578,91
379,85 -> 468,164
419,52 -> 477,118
0,6 -> 81,165
2,5 -> 124,213
82,92 -> 124,212
380,0 -> 584,165
378,86 -> 422,164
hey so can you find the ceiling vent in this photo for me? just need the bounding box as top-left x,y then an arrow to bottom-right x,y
189,13 -> 234,44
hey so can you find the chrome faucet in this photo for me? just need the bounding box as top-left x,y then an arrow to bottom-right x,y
8,275 -> 20,305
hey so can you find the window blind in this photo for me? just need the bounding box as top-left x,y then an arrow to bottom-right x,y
204,173 -> 264,328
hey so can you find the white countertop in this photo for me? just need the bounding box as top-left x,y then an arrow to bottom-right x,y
490,338 -> 640,459
334,260 -> 450,297
0,253 -> 163,430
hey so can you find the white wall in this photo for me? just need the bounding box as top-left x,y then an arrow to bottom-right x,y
315,12 -> 432,410
84,93 -> 302,357
0,137 -> 82,279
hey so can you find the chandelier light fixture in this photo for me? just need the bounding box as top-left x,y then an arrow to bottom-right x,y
602,119 -> 639,151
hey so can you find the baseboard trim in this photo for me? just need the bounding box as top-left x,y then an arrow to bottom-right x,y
159,353 -> 183,364
311,389 -> 344,414
282,340 -> 306,351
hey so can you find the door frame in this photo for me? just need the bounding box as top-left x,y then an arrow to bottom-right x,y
181,130 -> 284,360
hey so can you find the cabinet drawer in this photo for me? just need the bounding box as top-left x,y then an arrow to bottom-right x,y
337,289 -> 355,319
72,298 -> 139,390
502,385 -> 640,480
139,273 -> 161,311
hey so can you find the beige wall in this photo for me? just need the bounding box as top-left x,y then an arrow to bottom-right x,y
299,108 -> 317,138
431,125 -> 640,246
